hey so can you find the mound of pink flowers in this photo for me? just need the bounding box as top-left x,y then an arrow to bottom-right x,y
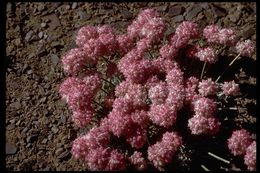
227,129 -> 256,171
59,8 -> 255,171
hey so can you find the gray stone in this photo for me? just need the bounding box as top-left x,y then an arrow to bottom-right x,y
6,142 -> 17,155
72,2 -> 77,9
10,101 -> 21,109
78,11 -> 91,20
186,5 -> 202,20
41,22 -> 47,28
25,30 -> 34,42
212,4 -> 227,18
55,148 -> 64,155
168,5 -> 184,17
51,126 -> 59,134
42,14 -> 60,31
172,15 -> 184,22
242,27 -> 255,39
120,9 -> 133,20
50,54 -> 59,67
38,31 -> 44,39
41,138 -> 48,144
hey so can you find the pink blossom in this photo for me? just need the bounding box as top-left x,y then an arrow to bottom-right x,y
166,85 -> 185,111
112,97 -> 133,114
161,132 -> 183,151
195,47 -> 218,64
106,149 -> 126,171
61,48 -> 91,75
114,80 -> 131,98
99,32 -> 118,55
170,34 -> 190,49
116,34 -> 135,55
83,38 -> 105,59
145,75 -> 160,89
127,20 -> 141,39
221,80 -> 240,96
107,110 -> 133,137
72,108 -> 94,127
97,25 -> 114,35
198,78 -> 218,96
147,131 -> 182,171
71,136 -> 89,160
140,16 -> 166,41
188,115 -> 220,135
136,38 -> 153,53
76,25 -> 98,47
184,76 -> 200,103
235,39 -> 255,57
244,141 -> 256,171
130,110 -> 149,128
128,151 -> 147,171
192,97 -> 217,117
59,75 -> 101,111
126,126 -> 147,149
159,44 -> 178,59
152,57 -> 177,74
218,28 -> 237,46
148,81 -> 168,105
203,25 -> 220,43
148,104 -> 177,128
227,129 -> 253,156
86,147 -> 111,171
165,65 -> 184,86
120,59 -> 153,84
86,126 -> 111,148
124,83 -> 147,109
175,21 -> 199,39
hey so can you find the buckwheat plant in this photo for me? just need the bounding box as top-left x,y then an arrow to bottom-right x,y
59,8 -> 255,171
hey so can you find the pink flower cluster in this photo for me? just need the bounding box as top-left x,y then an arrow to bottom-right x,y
203,25 -> 237,46
59,8 -> 255,171
128,151 -> 147,171
235,39 -> 255,57
147,131 -> 182,171
227,129 -> 256,171
59,74 -> 101,127
221,80 -> 240,96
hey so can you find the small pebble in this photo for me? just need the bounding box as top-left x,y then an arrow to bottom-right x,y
38,31 -> 43,39
41,22 -> 47,28
72,2 -> 77,9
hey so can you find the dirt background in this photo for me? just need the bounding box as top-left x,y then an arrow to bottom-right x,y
5,2 -> 256,171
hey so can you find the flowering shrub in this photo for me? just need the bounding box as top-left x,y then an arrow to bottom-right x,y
59,8 -> 255,171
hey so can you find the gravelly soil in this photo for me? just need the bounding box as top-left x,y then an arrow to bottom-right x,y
5,2 -> 256,171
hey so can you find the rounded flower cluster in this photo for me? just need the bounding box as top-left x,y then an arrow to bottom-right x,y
244,141 -> 256,171
235,39 -> 255,57
227,129 -> 253,156
148,104 -> 177,128
188,115 -> 220,135
128,151 -> 147,171
148,81 -> 169,105
59,75 -> 101,127
192,97 -> 217,117
203,25 -> 237,46
61,48 -> 90,75
198,78 -> 218,96
147,131 -> 182,171
221,80 -> 240,96
194,47 -> 218,64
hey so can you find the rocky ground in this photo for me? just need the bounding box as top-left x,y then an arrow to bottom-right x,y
5,2 -> 256,171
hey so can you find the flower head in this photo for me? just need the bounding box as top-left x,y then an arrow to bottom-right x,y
228,129 -> 253,156
235,39 -> 255,57
244,141 -> 256,171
